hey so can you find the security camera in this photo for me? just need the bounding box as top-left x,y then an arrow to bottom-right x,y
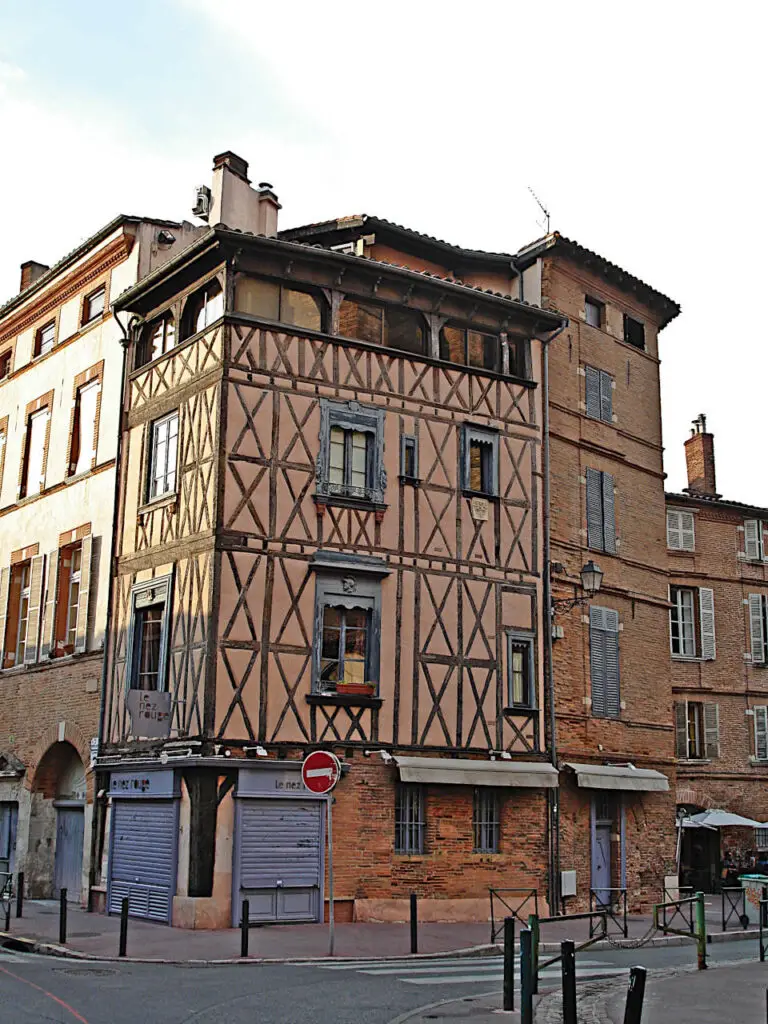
379,751 -> 394,765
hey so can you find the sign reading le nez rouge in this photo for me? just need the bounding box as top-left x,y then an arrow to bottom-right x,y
301,750 -> 341,794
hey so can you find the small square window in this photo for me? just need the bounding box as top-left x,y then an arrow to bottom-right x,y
400,435 -> 418,482
462,425 -> 498,497
623,314 -> 645,350
83,286 -> 106,325
395,783 -> 425,854
585,298 -> 603,328
473,789 -> 500,853
148,412 -> 179,500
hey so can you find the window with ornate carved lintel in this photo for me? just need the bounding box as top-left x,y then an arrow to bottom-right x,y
316,399 -> 386,507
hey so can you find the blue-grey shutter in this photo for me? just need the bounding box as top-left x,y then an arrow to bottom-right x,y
755,706 -> 768,761
603,608 -> 620,717
599,371 -> 613,423
585,366 -> 601,419
749,594 -> 765,664
680,512 -> 695,551
590,607 -> 607,715
703,703 -> 720,759
586,468 -> 603,550
602,472 -> 616,554
108,800 -> 178,922
699,588 -> 716,661
674,701 -> 689,758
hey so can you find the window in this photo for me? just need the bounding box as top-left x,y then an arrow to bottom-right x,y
462,425 -> 499,497
65,546 -> 82,648
20,407 -> 50,498
623,314 -> 645,350
127,578 -> 172,691
745,520 -> 766,561
669,586 -> 715,660
756,826 -> 768,849
754,706 -> 768,762
34,321 -> 55,357
0,555 -> 44,668
82,286 -> 106,324
317,400 -> 386,505
440,325 -> 499,372
69,380 -> 100,476
507,634 -> 534,707
589,606 -> 620,718
311,560 -> 383,695
0,419 -> 7,495
667,509 -> 695,551
235,276 -> 323,333
148,412 -> 179,500
749,594 -> 768,665
137,315 -> 176,367
43,538 -> 93,657
181,279 -> 223,339
674,700 -> 719,759
338,297 -> 425,355
0,351 -> 11,380
584,366 -> 613,423
585,297 -> 604,328
473,789 -> 500,853
585,468 -> 616,553
13,563 -> 30,666
395,783 -> 425,854
400,435 -> 418,482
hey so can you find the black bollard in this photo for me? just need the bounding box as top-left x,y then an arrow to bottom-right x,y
503,916 -> 515,1011
410,893 -> 418,955
623,966 -> 647,1024
119,897 -> 129,957
520,928 -> 533,1024
4,892 -> 9,932
59,888 -> 67,945
240,899 -> 249,958
15,872 -> 23,919
562,940 -> 577,1024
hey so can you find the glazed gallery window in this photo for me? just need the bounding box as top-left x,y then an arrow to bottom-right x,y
440,324 -> 499,372
127,578 -> 172,691
82,286 -> 106,325
395,783 -> 425,854
235,276 -> 323,333
148,412 -> 179,500
181,279 -> 223,339
34,321 -> 56,357
312,569 -> 382,695
507,634 -> 534,707
473,789 -> 500,853
68,380 -> 100,476
462,425 -> 499,497
136,315 -> 176,367
338,297 -> 426,356
20,407 -> 50,498
317,400 -> 386,504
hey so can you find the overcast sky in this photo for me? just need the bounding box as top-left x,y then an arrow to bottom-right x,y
1,0 -> 764,502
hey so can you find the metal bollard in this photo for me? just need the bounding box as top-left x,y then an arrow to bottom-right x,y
502,916 -> 515,1012
562,940 -> 577,1024
623,966 -> 647,1024
240,899 -> 249,958
3,893 -> 9,932
520,927 -> 533,1024
59,888 -> 67,945
410,893 -> 418,954
695,891 -> 707,970
15,872 -> 23,919
527,913 -> 540,994
119,897 -> 129,957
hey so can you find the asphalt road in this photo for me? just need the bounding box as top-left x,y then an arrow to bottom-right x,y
0,939 -> 758,1023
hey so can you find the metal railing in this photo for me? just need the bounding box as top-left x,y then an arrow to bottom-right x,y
721,886 -> 748,932
759,897 -> 768,961
661,886 -> 695,934
489,888 -> 538,943
589,887 -> 628,938
653,891 -> 707,969
529,910 -> 608,992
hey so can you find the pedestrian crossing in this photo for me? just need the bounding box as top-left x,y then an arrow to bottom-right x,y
304,954 -> 628,987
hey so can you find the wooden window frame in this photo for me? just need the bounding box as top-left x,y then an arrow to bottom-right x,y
400,434 -> 419,483
147,411 -> 180,502
136,314 -> 177,368
235,275 -> 326,335
180,278 -> 223,341
18,391 -> 54,500
0,349 -> 12,380
506,632 -> 535,709
33,319 -> 56,358
675,699 -> 719,760
461,424 -> 499,498
125,575 -> 174,692
0,416 -> 7,499
81,284 -> 107,326
311,569 -> 382,695
584,296 -> 604,328
66,361 -> 104,478
439,323 -> 501,373
317,399 -> 386,507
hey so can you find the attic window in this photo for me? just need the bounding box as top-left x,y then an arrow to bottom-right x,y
0,350 -> 12,380
585,297 -> 603,328
82,286 -> 106,325
623,314 -> 645,350
235,276 -> 323,332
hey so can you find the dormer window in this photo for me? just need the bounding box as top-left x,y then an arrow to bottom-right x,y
181,279 -> 223,340
235,276 -> 323,333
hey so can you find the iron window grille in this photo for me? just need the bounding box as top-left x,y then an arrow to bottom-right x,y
473,789 -> 500,853
395,783 -> 425,854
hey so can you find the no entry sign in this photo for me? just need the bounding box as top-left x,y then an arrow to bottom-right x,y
301,750 -> 341,794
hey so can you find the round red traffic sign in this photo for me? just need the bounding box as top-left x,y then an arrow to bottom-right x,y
301,750 -> 341,794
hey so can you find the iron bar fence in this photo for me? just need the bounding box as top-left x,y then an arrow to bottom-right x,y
589,887 -> 628,938
661,886 -> 695,934
489,888 -> 538,943
721,887 -> 748,932
653,891 -> 707,969
532,910 -> 608,975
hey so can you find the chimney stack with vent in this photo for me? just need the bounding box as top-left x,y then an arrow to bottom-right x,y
684,413 -> 719,498
204,151 -> 281,237
20,260 -> 50,292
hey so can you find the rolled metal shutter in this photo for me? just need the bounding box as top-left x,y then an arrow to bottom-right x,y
237,799 -> 322,924
108,800 -> 178,923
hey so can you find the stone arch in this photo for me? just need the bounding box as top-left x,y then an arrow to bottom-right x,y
32,742 -> 86,802
676,786 -> 716,812
25,722 -> 91,792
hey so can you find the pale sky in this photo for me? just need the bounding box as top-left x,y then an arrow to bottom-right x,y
1,0 -> 765,503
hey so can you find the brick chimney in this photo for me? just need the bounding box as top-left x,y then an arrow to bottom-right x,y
206,151 -> 281,237
684,413 -> 719,498
20,260 -> 50,292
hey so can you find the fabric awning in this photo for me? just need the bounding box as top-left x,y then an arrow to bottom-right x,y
564,763 -> 669,792
689,809 -> 764,829
395,756 -> 558,789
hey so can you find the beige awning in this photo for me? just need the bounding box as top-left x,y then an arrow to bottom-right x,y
564,763 -> 669,792
395,756 -> 558,789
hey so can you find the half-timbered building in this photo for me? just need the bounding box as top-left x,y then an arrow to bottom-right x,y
97,152 -> 566,927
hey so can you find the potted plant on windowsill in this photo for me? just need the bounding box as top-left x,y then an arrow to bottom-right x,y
335,680 -> 377,697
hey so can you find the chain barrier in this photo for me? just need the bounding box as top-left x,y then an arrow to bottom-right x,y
604,921 -> 659,950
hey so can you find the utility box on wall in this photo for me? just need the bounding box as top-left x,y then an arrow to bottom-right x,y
561,870 -> 577,898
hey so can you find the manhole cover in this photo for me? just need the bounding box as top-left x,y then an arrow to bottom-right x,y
54,967 -> 117,977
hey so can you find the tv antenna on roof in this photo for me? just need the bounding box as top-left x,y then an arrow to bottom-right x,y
528,186 -> 551,234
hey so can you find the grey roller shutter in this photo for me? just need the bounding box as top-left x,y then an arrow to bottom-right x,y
585,366 -> 601,419
749,594 -> 765,664
746,520 -> 762,560
602,472 -> 616,554
703,703 -> 720,759
108,800 -> 178,923
675,701 -> 689,759
586,468 -> 603,550
755,706 -> 768,761
599,371 -> 613,423
699,588 -> 716,661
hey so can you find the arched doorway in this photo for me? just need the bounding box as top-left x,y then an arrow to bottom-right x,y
32,742 -> 86,900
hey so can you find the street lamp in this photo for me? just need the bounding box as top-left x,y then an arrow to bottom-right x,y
550,560 -> 603,613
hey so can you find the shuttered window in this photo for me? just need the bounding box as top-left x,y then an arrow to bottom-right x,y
584,366 -> 613,423
674,700 -> 719,759
667,510 -> 695,551
749,594 -> 768,665
589,606 -> 620,718
755,706 -> 768,761
745,520 -> 765,561
586,468 -> 616,554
